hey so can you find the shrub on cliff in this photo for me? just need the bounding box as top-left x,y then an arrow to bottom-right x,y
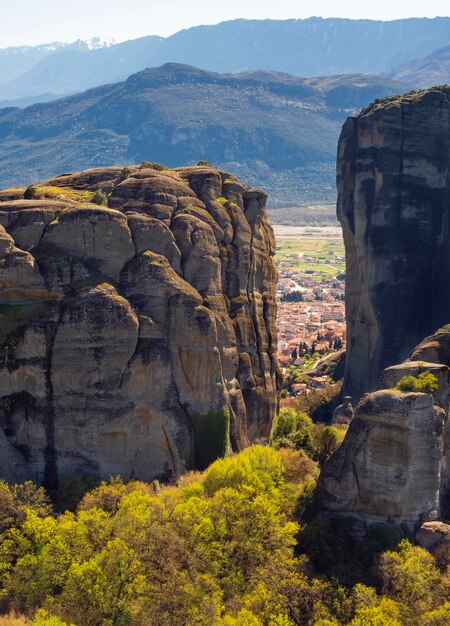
91,189 -> 108,206
140,161 -> 167,171
23,186 -> 37,200
395,371 -> 438,393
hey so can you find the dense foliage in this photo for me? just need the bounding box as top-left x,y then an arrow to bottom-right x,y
271,407 -> 346,464
395,371 -> 439,393
0,444 -> 449,625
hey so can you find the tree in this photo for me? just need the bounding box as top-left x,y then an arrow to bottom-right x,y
312,426 -> 342,463
24,186 -> 37,200
378,540 -> 442,617
91,189 -> 108,206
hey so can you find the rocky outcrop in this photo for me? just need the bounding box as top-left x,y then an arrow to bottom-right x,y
0,165 -> 280,486
331,396 -> 354,424
318,328 -> 450,526
338,87 -> 450,401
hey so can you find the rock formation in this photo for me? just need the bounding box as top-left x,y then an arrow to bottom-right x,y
331,396 -> 354,425
338,87 -> 450,401
0,164 -> 280,487
319,326 -> 450,526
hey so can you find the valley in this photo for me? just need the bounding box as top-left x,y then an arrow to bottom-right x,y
2,12 -> 450,626
274,225 -> 346,391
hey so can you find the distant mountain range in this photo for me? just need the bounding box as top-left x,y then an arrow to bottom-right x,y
1,17 -> 449,105
0,64 -> 406,205
0,38 -> 114,90
390,44 -> 450,87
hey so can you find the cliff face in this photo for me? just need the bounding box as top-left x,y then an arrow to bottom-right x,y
338,88 -> 450,401
319,326 -> 450,526
0,165 -> 279,487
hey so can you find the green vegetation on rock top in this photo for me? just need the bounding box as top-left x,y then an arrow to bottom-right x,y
395,371 -> 439,394
361,85 -> 450,116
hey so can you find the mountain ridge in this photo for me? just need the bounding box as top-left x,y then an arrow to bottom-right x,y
0,63 -> 406,205
390,44 -> 450,87
1,17 -> 449,105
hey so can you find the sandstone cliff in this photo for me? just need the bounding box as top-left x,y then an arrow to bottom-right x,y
338,87 -> 450,401
319,326 -> 450,526
0,164 -> 279,487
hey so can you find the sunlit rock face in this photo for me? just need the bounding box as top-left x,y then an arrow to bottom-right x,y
319,327 -> 450,527
0,165 -> 280,487
338,88 -> 450,401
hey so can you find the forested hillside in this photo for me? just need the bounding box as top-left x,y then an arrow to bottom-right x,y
0,65 -> 404,205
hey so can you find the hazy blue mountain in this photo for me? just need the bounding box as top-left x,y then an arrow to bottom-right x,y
0,64 -> 406,205
390,44 -> 450,88
0,38 -> 114,88
1,17 -> 449,104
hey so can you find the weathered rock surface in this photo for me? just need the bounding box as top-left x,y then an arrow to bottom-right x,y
0,165 -> 279,486
331,396 -> 354,424
338,87 -> 450,401
319,329 -> 450,525
416,521 -> 450,553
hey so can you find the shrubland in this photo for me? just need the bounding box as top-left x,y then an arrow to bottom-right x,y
0,425 -> 448,625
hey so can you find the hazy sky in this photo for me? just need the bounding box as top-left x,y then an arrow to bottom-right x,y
2,0 -> 450,47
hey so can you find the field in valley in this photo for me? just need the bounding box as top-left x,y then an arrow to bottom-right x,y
273,225 -> 345,281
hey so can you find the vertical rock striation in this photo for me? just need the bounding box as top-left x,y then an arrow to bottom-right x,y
319,327 -> 450,526
0,165 -> 280,486
338,88 -> 450,401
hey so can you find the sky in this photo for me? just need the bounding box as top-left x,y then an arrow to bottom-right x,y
1,0 -> 450,47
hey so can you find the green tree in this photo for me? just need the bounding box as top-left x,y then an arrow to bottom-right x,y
378,540 -> 442,619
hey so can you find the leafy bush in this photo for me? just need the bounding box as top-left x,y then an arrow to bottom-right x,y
294,381 -> 343,422
271,407 -> 345,463
24,187 -> 93,203
31,610 -> 73,625
122,166 -> 133,179
395,371 -> 438,393
203,445 -> 283,497
140,161 -> 166,171
23,186 -> 37,200
197,160 -> 211,167
91,189 -> 108,206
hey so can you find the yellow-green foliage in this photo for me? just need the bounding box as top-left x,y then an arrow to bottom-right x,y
395,371 -> 438,393
29,187 -> 94,203
216,196 -> 238,209
1,187 -> 26,195
0,451 -> 448,626
31,611 -> 73,625
271,407 -> 346,464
